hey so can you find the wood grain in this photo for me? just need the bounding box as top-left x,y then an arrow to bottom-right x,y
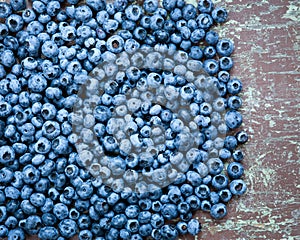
2,0 -> 300,239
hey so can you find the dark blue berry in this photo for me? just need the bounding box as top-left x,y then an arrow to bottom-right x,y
182,4 -> 197,20
219,189 -> 232,203
230,179 -> 247,195
58,219 -> 78,238
216,38 -> 234,56
210,203 -> 227,219
187,219 -> 201,236
235,130 -> 249,144
198,0 -> 214,13
225,110 -> 243,129
212,7 -> 228,23
143,0 -> 158,13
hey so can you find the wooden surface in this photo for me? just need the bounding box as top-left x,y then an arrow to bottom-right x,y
3,0 -> 300,239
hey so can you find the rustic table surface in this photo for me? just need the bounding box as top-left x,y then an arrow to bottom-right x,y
2,0 -> 299,239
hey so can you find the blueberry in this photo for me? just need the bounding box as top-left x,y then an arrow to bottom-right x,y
216,39 -> 234,56
0,2 -> 12,18
1,50 -> 15,68
212,7 -> 228,23
196,13 -> 213,29
0,146 -> 15,165
52,203 -> 69,220
104,19 -> 120,34
150,213 -> 164,229
227,162 -> 244,179
150,14 -> 165,31
210,203 -> 227,219
161,203 -> 178,220
125,5 -> 142,21
212,174 -> 229,190
204,31 -> 218,46
29,193 -> 45,210
218,189 -> 232,203
235,130 -> 249,144
138,223 -> 152,237
207,158 -> 223,175
225,110 -> 243,129
75,5 -> 93,23
216,71 -> 229,84
86,0 -> 106,11
228,96 -> 242,110
111,214 -> 127,229
160,225 -> 178,239
32,0 -> 46,13
182,4 -> 197,20
42,40 -> 59,58
58,219 -> 78,238
186,171 -> 202,186
96,10 -> 109,25
27,21 -> 44,35
33,137 -> 51,155
42,120 -> 61,140
0,206 -> 7,223
7,228 -> 25,240
202,175 -> 212,185
175,221 -> 188,235
47,188 -> 60,202
126,219 -> 139,233
114,0 -> 128,12
0,102 -> 12,118
151,228 -> 162,240
143,0 -> 158,13
162,0 -> 176,11
38,13 -> 52,25
203,59 -> 219,75
76,182 -> 93,200
42,213 -> 57,227
40,198 -> 54,213
22,165 -> 41,186
125,205 -> 140,219
219,148 -> 231,160
187,219 -> 201,236
23,35 -> 40,57
47,1 -> 60,17
188,46 -> 203,60
57,10 -> 68,22
200,199 -> 212,212
38,227 -> 59,240
170,8 -> 182,21
199,103 -> 212,117
68,208 -> 80,220
24,215 -> 42,234
204,45 -> 217,59
180,211 -> 193,222
53,173 -> 67,189
79,229 -> 93,240
219,57 -> 233,71
106,35 -> 124,53
198,0 -> 214,13
119,229 -> 131,239
132,27 -> 147,42
232,149 -> 244,162
0,225 -> 8,237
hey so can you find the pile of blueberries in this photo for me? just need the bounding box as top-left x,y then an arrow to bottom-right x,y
0,0 -> 248,239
